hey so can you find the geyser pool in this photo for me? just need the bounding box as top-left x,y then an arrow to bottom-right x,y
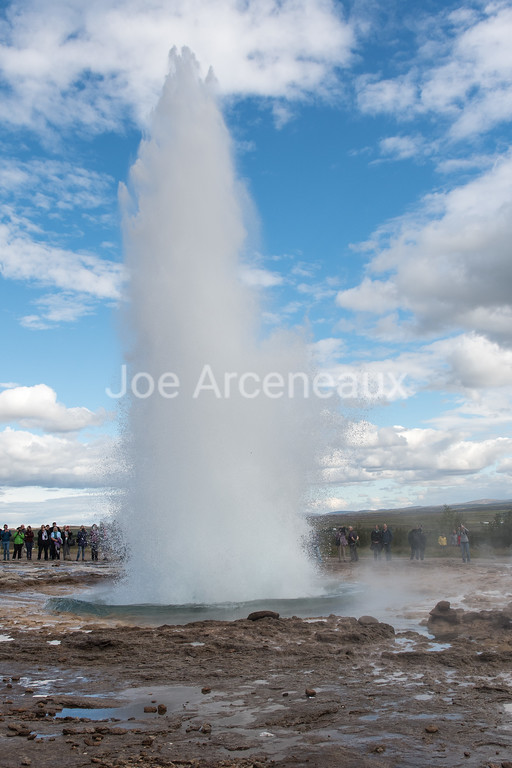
109,49 -> 330,606
48,581 -> 363,626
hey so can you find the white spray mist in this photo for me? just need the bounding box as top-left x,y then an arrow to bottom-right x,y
112,48 -> 324,605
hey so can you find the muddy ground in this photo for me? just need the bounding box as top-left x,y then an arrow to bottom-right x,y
1,557 -> 512,768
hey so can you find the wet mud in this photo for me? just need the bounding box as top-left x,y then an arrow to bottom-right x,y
1,557 -> 512,767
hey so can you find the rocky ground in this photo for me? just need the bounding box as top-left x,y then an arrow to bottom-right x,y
0,557 -> 512,768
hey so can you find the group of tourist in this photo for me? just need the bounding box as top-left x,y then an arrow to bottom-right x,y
334,522 -> 471,563
407,525 -> 427,560
437,525 -> 471,562
335,524 -> 394,563
1,523 -> 100,562
409,523 -> 471,562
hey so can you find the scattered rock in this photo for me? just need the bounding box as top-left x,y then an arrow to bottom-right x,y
7,724 -> 31,736
428,601 -> 512,641
305,688 -> 316,697
425,724 -> 439,733
247,610 -> 280,621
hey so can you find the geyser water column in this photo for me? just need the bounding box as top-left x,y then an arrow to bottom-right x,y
113,48 -> 321,605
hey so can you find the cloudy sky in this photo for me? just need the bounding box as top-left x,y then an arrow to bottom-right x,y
1,0 -> 511,524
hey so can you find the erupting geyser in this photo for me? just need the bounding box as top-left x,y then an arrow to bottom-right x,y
112,48 -> 323,605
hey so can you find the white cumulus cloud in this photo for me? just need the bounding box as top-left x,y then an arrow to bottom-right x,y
0,223 -> 124,300
0,0 -> 354,133
356,3 -> 512,140
0,384 -> 110,433
337,153 -> 512,343
0,427 -> 112,488
321,421 -> 512,486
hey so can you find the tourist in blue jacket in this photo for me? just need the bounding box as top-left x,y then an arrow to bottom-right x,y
1,524 -> 11,560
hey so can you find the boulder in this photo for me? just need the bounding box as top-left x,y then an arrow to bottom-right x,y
247,610 -> 280,621
358,615 -> 380,626
429,601 -> 460,624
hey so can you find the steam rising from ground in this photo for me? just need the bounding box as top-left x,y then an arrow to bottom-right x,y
111,49 -> 324,605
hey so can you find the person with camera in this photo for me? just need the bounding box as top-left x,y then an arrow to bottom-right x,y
459,524 -> 470,563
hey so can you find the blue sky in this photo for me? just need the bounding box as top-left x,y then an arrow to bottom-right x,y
1,0 -> 512,524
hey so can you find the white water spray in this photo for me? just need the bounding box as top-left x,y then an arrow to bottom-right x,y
112,49 -> 324,605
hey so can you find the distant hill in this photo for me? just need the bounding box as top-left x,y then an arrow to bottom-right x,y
313,499 -> 512,529
456,499 -> 509,506
324,499 -> 512,516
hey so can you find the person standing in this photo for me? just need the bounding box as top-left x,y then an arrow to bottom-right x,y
459,524 -> 470,563
62,526 -> 73,560
13,526 -> 25,559
1,524 -> 11,560
90,524 -> 100,561
24,525 -> 34,560
408,527 -> 419,560
381,523 -> 393,561
50,525 -> 62,560
347,526 -> 359,562
417,525 -> 426,560
76,526 -> 87,561
370,524 -> 383,560
408,526 -> 425,560
49,522 -> 58,560
37,524 -> 49,560
335,527 -> 348,562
